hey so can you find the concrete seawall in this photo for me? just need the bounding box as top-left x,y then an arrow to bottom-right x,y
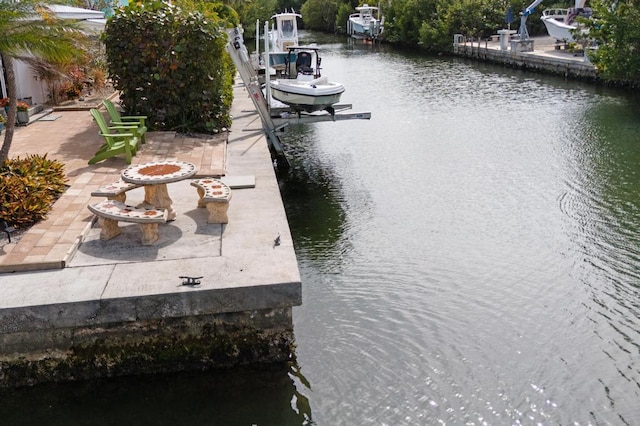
452,35 -> 598,81
0,78 -> 302,387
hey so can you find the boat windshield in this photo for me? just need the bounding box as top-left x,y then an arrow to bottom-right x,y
281,19 -> 294,36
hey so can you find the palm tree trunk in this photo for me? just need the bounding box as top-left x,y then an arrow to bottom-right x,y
0,53 -> 17,164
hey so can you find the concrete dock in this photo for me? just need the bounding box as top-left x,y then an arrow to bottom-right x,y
453,35 -> 598,80
0,78 -> 302,386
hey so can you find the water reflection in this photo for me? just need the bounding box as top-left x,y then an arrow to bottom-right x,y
555,96 -> 640,425
278,126 -> 353,273
562,96 -> 640,284
284,33 -> 640,425
0,362 -> 313,425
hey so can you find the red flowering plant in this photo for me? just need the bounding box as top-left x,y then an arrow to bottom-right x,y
17,102 -> 29,112
0,98 -> 8,108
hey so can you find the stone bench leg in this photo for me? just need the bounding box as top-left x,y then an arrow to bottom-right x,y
195,187 -> 207,208
96,218 -> 159,245
97,217 -> 122,241
205,202 -> 229,224
139,223 -> 160,245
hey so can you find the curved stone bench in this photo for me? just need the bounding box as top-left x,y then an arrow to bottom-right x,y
190,178 -> 232,224
88,200 -> 168,245
91,179 -> 140,203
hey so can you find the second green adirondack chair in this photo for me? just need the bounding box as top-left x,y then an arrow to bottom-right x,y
89,109 -> 140,165
103,99 -> 147,144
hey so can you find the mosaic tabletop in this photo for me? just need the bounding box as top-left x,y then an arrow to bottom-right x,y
121,161 -> 197,185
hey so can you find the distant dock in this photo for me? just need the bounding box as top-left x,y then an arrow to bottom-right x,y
452,34 -> 598,81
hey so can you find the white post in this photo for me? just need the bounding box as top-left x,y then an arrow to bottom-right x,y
264,21 -> 270,112
255,19 -> 259,55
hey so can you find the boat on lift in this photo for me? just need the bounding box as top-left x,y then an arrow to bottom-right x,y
268,46 -> 345,114
518,0 -> 591,43
541,0 -> 592,42
270,76 -> 345,114
347,4 -> 384,41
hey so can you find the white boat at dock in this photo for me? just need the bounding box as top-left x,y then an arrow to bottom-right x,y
251,10 -> 301,80
267,10 -> 301,71
268,46 -> 345,114
270,76 -> 345,113
540,0 -> 592,42
347,4 -> 384,41
226,26 -> 370,167
249,16 -> 347,115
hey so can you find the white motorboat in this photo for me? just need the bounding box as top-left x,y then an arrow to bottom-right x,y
541,0 -> 592,42
251,11 -> 301,79
268,11 -> 301,53
270,76 -> 345,113
347,4 -> 384,41
267,10 -> 301,71
268,46 -> 345,113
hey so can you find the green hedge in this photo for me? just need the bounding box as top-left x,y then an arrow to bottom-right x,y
103,0 -> 233,133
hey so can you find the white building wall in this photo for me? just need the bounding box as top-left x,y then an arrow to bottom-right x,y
16,61 -> 48,105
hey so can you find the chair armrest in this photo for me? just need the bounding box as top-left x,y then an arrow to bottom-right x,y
110,121 -> 144,127
100,132 -> 135,138
108,124 -> 139,130
118,116 -> 147,125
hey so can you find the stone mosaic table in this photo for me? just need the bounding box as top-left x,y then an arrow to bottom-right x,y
121,160 -> 197,221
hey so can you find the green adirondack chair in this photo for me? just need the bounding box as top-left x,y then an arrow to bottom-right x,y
89,109 -> 140,165
103,99 -> 148,144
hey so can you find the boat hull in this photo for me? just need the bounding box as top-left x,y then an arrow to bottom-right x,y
347,18 -> 383,40
541,16 -> 577,42
540,7 -> 591,42
270,78 -> 344,113
347,5 -> 383,40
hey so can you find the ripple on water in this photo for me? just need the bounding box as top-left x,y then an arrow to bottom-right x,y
287,40 -> 640,425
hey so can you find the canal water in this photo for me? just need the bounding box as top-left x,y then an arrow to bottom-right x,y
3,33 -> 640,425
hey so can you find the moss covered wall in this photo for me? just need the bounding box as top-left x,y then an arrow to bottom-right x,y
0,307 -> 295,388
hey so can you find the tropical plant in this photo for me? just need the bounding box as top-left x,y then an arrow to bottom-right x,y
585,0 -> 640,87
0,154 -> 68,228
300,0 -> 340,32
335,3 -> 352,34
0,0 -> 87,164
222,0 -> 274,39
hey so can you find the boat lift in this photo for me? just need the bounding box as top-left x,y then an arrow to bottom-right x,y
225,26 -> 371,169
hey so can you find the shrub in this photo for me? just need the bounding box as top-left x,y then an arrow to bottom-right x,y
61,82 -> 82,100
89,67 -> 107,90
103,0 -> 234,134
0,155 -> 68,228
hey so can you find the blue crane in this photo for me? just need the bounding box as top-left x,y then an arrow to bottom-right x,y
517,0 -> 544,40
